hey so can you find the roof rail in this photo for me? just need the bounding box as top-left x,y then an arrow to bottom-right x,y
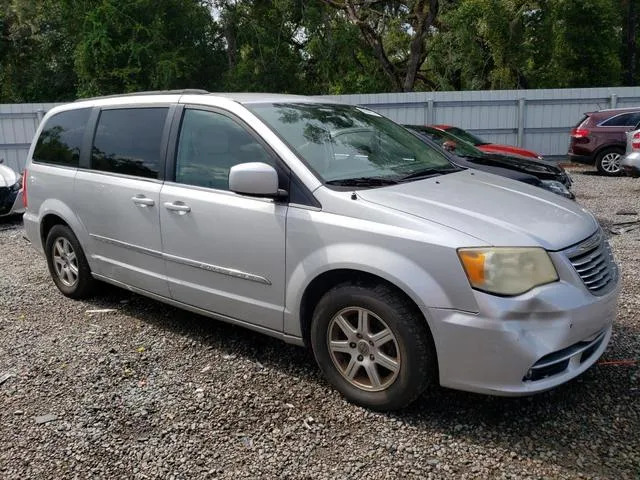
74,89 -> 209,102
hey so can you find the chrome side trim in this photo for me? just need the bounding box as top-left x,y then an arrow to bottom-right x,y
90,233 -> 271,285
164,252 -> 272,285
90,233 -> 163,258
91,272 -> 303,346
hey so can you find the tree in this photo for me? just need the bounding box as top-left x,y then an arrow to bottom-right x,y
74,0 -> 226,96
0,0 -> 80,102
545,0 -> 621,88
320,0 -> 440,92
426,0 -> 535,90
621,0 -> 638,85
216,0 -> 308,93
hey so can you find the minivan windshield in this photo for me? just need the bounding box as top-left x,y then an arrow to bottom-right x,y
249,103 -> 457,185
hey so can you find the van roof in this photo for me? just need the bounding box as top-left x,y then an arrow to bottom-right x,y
74,90 -> 325,105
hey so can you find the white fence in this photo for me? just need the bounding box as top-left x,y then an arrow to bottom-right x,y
0,103 -> 57,173
319,86 -> 640,159
2,87 -> 640,172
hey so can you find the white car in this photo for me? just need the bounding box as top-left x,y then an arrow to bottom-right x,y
0,160 -> 24,218
622,129 -> 640,177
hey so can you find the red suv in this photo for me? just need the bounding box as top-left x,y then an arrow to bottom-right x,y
569,107 -> 640,176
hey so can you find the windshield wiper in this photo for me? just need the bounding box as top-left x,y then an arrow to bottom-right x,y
325,176 -> 399,187
397,166 -> 459,182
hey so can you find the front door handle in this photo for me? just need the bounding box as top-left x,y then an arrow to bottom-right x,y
132,195 -> 155,207
163,201 -> 191,214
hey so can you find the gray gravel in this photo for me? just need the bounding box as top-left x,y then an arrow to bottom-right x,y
1,167 -> 639,479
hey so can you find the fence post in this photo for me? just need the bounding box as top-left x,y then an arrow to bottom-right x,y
609,93 -> 618,109
425,98 -> 434,125
35,109 -> 44,124
517,98 -> 526,147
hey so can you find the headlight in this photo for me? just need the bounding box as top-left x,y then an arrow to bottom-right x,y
537,155 -> 544,160
540,179 -> 573,198
458,247 -> 558,296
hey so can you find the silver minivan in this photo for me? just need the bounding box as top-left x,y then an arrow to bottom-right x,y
23,91 -> 620,410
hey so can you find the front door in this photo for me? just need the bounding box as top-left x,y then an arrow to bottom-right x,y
74,107 -> 171,296
159,107 -> 287,332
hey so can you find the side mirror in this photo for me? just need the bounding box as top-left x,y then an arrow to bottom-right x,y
442,140 -> 457,152
229,162 -> 282,197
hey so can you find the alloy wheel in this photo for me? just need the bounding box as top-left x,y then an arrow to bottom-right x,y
52,237 -> 79,287
327,307 -> 401,391
600,152 -> 622,174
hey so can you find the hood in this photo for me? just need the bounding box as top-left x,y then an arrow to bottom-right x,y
357,170 -> 597,250
0,165 -> 19,188
451,155 -> 542,185
467,152 -> 561,175
478,144 -> 540,159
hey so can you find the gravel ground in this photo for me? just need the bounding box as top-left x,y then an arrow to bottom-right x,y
1,167 -> 639,479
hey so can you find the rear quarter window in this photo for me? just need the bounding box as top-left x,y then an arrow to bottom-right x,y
33,108 -> 91,167
600,112 -> 640,127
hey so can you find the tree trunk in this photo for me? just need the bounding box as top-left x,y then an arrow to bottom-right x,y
625,0 -> 637,85
321,0 -> 438,92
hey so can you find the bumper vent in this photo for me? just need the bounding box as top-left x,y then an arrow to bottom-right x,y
524,330 -> 606,382
565,230 -> 617,295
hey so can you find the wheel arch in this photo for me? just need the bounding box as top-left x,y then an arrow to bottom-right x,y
299,269 -> 431,347
40,213 -> 71,247
593,142 -> 625,160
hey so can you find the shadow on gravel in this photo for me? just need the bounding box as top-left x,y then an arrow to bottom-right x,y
0,214 -> 23,230
78,285 -> 640,478
6,202 -> 637,477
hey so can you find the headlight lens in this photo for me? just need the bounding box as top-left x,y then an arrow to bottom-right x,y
458,247 -> 558,296
540,179 -> 572,198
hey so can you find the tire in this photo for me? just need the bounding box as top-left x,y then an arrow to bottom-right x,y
45,224 -> 95,299
310,282 -> 436,411
596,147 -> 624,176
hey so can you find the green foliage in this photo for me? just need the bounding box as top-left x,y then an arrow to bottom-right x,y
74,0 -> 225,96
0,0 -> 637,101
544,0 -> 622,88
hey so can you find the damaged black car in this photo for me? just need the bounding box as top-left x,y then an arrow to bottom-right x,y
405,125 -> 574,199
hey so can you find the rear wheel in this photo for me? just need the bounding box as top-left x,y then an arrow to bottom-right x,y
45,225 -> 95,298
310,282 -> 436,411
596,147 -> 624,176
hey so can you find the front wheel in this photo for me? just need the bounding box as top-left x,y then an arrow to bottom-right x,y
310,282 -> 436,411
596,147 -> 624,176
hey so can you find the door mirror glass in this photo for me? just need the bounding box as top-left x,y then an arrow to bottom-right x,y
229,162 -> 280,196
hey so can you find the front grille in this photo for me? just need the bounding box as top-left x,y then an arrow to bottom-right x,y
565,230 -> 617,295
523,329 -> 606,382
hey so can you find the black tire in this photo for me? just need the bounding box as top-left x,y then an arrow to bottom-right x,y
310,282 -> 436,411
595,147 -> 624,176
45,224 -> 95,299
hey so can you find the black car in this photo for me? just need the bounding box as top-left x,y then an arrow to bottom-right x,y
405,125 -> 574,199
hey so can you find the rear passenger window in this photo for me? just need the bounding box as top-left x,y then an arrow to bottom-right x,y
91,108 -> 168,179
174,109 -> 275,190
601,113 -> 640,127
33,108 -> 90,167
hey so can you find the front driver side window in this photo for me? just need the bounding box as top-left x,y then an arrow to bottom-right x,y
175,109 -> 275,190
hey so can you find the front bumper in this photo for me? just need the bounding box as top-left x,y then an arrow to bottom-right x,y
426,252 -> 620,396
621,152 -> 640,177
0,186 -> 23,217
